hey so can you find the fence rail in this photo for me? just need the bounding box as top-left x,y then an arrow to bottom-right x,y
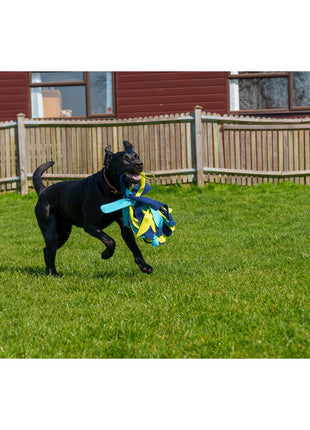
1,108 -> 310,194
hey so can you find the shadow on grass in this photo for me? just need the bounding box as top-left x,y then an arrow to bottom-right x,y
0,263 -> 139,281
0,264 -> 63,278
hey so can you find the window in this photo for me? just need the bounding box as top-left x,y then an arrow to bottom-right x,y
30,72 -> 115,118
229,72 -> 310,114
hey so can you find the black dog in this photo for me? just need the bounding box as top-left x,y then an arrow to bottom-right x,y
33,141 -> 153,276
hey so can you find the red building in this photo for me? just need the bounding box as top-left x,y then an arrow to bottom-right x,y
1,71 -> 310,122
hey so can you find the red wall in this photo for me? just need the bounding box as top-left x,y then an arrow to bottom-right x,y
116,72 -> 228,118
0,71 -> 228,122
0,72 -> 29,121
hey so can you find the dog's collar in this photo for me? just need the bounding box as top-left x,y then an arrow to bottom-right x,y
103,168 -> 123,195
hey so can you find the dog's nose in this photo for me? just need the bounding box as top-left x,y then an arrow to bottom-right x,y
135,161 -> 143,171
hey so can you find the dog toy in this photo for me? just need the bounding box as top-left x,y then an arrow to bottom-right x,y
100,173 -> 176,247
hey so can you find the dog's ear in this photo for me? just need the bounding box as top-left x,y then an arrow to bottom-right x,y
123,141 -> 134,153
104,145 -> 114,169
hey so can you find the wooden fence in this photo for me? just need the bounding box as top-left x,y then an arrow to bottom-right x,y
1,107 -> 310,194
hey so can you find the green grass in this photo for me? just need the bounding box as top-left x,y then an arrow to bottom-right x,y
0,181 -> 310,358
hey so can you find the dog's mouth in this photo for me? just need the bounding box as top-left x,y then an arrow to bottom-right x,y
124,172 -> 142,185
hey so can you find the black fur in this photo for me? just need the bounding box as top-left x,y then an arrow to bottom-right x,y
33,141 -> 153,276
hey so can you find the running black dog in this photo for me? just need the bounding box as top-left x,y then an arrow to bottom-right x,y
33,141 -> 153,276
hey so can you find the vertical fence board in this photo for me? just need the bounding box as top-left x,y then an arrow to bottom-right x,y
5,130 -> 10,190
186,122 -> 193,171
267,130 -> 272,176
153,123 -> 159,177
272,131 -> 278,184
240,131 -> 246,185
143,124 -> 150,173
0,130 -> 4,191
256,130 -> 262,184
293,130 -> 299,183
206,122 -> 213,169
299,129 -> 305,185
170,122 -> 177,183
223,129 -> 229,183
288,130 -> 293,173
159,121 -> 166,185
283,130 -> 288,173
10,128 -> 16,189
251,130 -> 257,185
278,130 -> 283,174
229,130 -> 236,184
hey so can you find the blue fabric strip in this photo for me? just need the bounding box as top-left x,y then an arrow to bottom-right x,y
100,198 -> 132,214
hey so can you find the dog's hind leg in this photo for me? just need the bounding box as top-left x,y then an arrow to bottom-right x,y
36,204 -> 71,276
42,224 -> 72,276
35,203 -> 58,276
42,245 -> 58,276
43,234 -> 58,276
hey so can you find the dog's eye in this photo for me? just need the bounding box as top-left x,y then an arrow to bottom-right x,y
125,154 -> 130,161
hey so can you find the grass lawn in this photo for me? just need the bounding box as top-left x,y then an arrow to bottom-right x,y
0,181 -> 309,358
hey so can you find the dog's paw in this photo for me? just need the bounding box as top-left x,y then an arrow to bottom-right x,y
135,257 -> 153,274
46,268 -> 60,277
101,249 -> 114,260
143,265 -> 153,274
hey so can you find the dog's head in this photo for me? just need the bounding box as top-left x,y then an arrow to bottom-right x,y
104,141 -> 144,191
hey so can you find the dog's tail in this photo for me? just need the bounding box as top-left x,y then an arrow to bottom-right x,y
32,161 -> 55,195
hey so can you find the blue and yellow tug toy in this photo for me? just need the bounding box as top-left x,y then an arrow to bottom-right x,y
100,173 -> 176,247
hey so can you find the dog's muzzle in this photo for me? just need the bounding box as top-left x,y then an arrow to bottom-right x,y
125,172 -> 142,184
124,161 -> 143,185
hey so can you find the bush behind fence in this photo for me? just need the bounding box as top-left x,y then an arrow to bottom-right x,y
1,107 -> 310,194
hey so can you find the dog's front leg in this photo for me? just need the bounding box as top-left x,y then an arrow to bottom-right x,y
84,224 -> 115,259
118,220 -> 153,274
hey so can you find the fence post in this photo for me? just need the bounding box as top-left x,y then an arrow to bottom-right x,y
194,105 -> 204,187
17,113 -> 28,195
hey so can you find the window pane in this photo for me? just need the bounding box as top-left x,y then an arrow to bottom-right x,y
230,77 -> 289,110
32,72 -> 84,83
293,72 -> 310,107
31,86 -> 86,118
89,72 -> 114,114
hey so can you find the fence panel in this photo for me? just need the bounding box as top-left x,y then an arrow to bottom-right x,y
202,115 -> 310,185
